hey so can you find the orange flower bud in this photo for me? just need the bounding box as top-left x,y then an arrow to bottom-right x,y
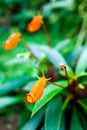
2,32 -> 21,50
60,64 -> 66,70
24,75 -> 47,105
27,15 -> 43,32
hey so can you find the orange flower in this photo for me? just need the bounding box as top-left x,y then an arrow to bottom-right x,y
60,64 -> 66,70
24,75 -> 47,105
27,15 -> 43,32
2,32 -> 21,50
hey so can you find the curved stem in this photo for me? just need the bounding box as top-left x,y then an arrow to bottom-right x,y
48,81 -> 65,89
58,94 -> 73,130
20,37 -> 37,59
64,68 -> 70,85
42,22 -> 52,46
62,94 -> 73,110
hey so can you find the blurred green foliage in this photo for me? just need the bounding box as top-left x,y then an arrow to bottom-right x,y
0,0 -> 87,130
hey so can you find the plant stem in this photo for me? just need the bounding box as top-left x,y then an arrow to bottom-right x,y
48,81 -> 66,89
42,22 -> 52,46
62,94 -> 73,110
57,94 -> 73,130
48,80 -> 70,94
20,37 -> 37,58
64,67 -> 70,85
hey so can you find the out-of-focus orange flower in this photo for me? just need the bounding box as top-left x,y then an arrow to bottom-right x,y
60,64 -> 66,70
2,32 -> 21,50
27,15 -> 43,32
24,75 -> 47,105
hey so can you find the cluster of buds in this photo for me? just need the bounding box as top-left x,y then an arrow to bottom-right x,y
2,15 -> 43,50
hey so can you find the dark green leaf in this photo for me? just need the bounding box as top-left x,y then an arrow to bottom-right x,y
18,109 -> 31,129
78,74 -> 87,84
78,99 -> 87,114
77,107 -> 87,130
45,96 -> 63,130
75,47 -> 87,74
21,107 -> 45,130
70,108 -> 83,130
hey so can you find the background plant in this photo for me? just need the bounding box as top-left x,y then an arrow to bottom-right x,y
0,0 -> 87,130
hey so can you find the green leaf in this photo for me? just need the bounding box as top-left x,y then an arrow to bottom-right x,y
54,39 -> 70,51
13,10 -> 36,22
0,76 -> 33,95
40,127 -> 45,130
21,107 -> 45,130
76,72 -> 87,78
66,46 -> 85,64
18,109 -> 31,129
31,80 -> 68,117
23,80 -> 36,91
0,96 -> 21,109
29,43 -> 74,77
77,107 -> 87,130
5,57 -> 38,72
43,0 -> 74,13
60,115 -> 65,130
75,18 -> 86,48
45,96 -> 63,130
24,101 -> 34,113
29,43 -> 66,65
75,47 -> 87,74
78,74 -> 87,84
40,46 -> 67,67
70,108 -> 83,130
29,43 -> 45,59
78,99 -> 87,114
5,57 -> 30,65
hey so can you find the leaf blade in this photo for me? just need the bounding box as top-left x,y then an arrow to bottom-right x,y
70,108 -> 83,130
0,76 -> 33,94
21,107 -> 45,130
0,96 -> 21,109
75,47 -> 87,74
45,96 -> 63,130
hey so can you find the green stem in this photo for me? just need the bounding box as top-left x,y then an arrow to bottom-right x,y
20,37 -> 37,59
62,94 -> 73,110
48,81 -> 65,89
65,67 -> 70,85
42,22 -> 52,46
58,94 -> 73,130
48,81 -> 70,94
